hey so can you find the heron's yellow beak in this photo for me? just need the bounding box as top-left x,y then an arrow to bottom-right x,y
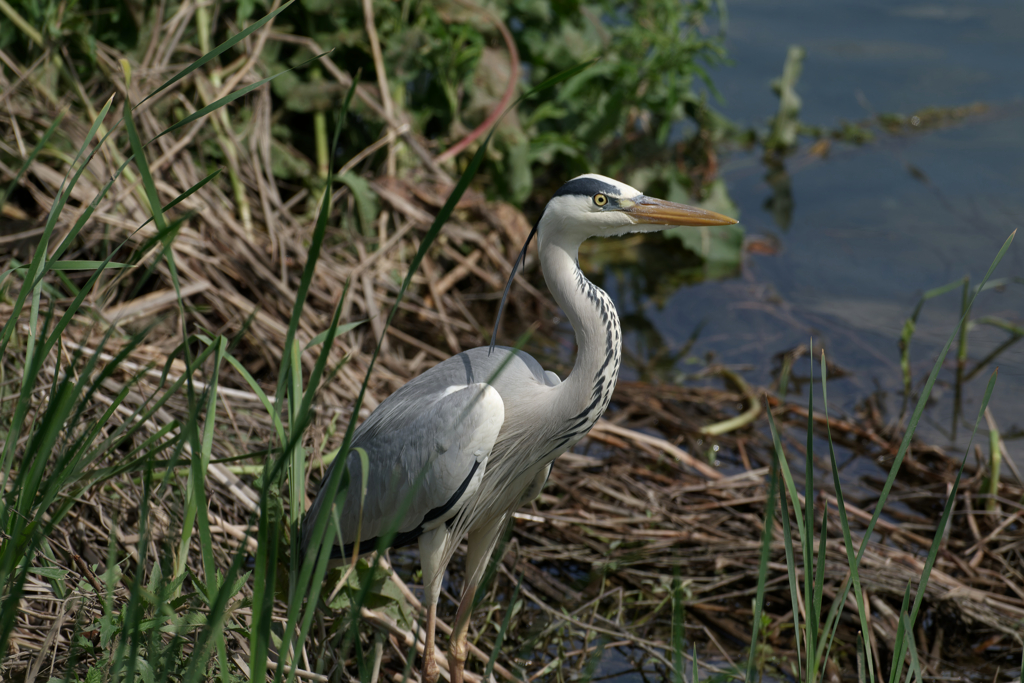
623,195 -> 738,226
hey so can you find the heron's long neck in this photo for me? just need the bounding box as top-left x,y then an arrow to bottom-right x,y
541,237 -> 622,436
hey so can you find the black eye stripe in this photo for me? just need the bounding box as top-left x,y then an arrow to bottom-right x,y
552,176 -> 620,198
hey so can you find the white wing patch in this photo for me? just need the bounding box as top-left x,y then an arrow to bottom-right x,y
438,385 -> 465,399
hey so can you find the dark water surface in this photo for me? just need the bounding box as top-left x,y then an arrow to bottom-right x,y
541,4 -> 1024,679
604,0 -> 1024,468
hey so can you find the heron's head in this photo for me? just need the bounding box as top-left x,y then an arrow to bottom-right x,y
488,174 -> 739,352
538,174 -> 737,245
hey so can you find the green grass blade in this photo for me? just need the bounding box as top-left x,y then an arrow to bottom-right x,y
48,328 -> 156,482
819,351 -> 874,682
890,370 -> 999,676
283,165 -> 356,683
899,277 -> 965,394
901,613 -> 922,683
176,376 -> 218,587
578,637 -> 608,683
197,337 -> 228,585
133,169 -> 222,233
0,98 -> 116,356
530,58 -> 598,93
82,421 -> 181,486
824,231 -> 1015,649
816,573 -> 849,670
272,109 -> 343,418
812,237 -> 1014,680
672,573 -> 686,683
264,89 -> 361,683
763,398 -> 814,676
160,54 -> 328,142
888,584 -> 912,683
282,349 -> 359,681
249,490 -> 282,683
31,235 -> 149,380
123,92 -> 166,232
777,474 -> 803,678
811,506 -> 828,674
484,574 -> 522,681
0,242 -> 184,548
0,321 -> 155,653
224,353 -> 286,443
181,552 -> 249,683
253,85 -> 360,683
765,409 -> 806,544
8,99 -> 126,394
286,56 -> 602,680
57,328 -> 180,490
745,450 -> 779,680
304,320 -> 366,349
765,390 -> 816,677
9,260 -> 130,271
803,341 -> 816,677
857,630 -> 867,683
138,0 -> 295,107
33,150 -> 127,270
0,107 -> 66,208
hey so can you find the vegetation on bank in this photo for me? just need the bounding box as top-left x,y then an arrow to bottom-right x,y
1,0 -> 1022,681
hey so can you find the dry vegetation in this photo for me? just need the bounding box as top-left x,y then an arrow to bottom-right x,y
1,3 -> 1023,682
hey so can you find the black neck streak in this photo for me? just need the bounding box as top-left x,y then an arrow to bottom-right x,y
549,264 -> 622,450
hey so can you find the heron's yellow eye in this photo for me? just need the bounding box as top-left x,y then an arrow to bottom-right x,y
593,193 -> 608,207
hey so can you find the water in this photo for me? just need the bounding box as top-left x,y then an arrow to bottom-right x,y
606,0 -> 1024,466
536,4 -> 1023,677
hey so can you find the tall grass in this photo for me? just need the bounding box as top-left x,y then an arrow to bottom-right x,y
0,5 -> 399,680
0,5 -> 592,679
741,231 -> 1015,682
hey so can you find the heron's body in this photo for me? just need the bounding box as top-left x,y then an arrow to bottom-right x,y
305,345 -> 586,553
302,174 -> 734,683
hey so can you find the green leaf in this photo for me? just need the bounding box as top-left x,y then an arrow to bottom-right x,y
50,261 -> 128,271
28,566 -> 69,580
337,171 -> 380,237
270,139 -> 312,179
305,320 -> 365,350
663,179 -> 742,266
665,221 -> 744,266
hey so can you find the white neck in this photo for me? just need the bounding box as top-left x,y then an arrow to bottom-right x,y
539,232 -> 622,444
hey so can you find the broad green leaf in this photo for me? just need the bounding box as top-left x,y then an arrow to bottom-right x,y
337,171 -> 379,237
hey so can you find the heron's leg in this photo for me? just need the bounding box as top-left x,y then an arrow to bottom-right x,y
418,527 -> 448,683
422,602 -> 440,683
448,516 -> 509,683
448,583 -> 477,683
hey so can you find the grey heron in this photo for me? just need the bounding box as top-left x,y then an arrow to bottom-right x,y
302,174 -> 737,683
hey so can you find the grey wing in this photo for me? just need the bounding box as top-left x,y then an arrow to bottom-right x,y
301,382 -> 504,557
